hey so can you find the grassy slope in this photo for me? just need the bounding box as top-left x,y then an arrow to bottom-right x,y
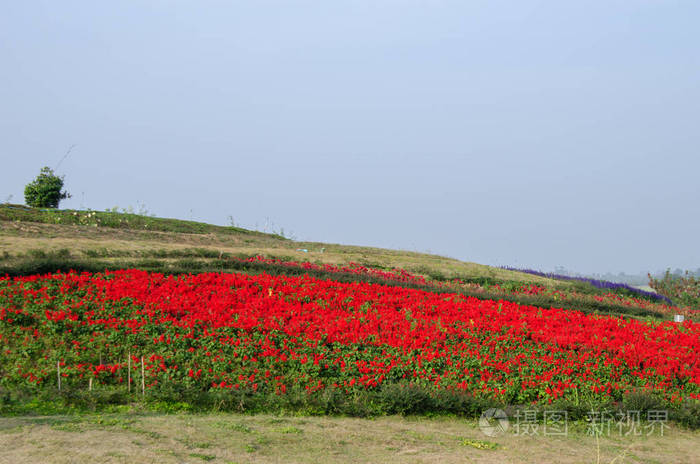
0,204 -> 563,286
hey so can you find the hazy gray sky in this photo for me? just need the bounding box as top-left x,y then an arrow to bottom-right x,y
2,1 -> 699,274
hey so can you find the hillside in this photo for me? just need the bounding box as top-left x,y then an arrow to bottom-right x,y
1,203 -> 698,446
0,204 -> 561,286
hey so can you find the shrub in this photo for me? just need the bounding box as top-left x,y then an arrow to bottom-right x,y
24,167 -> 71,208
621,391 -> 665,415
673,399 -> 700,429
378,382 -> 434,415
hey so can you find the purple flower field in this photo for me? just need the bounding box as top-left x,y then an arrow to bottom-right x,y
502,267 -> 673,304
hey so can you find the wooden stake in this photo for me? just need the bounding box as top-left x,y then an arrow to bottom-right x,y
127,352 -> 132,393
141,355 -> 145,396
57,361 -> 61,391
89,377 -> 93,391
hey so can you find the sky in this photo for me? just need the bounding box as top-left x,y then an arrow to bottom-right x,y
1,1 -> 699,275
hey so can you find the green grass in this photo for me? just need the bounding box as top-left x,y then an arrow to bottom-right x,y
0,203 -> 272,237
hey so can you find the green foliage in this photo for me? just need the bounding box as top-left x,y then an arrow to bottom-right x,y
621,391 -> 666,415
674,399 -> 700,429
2,385 -> 695,428
0,204 -> 264,237
23,167 -> 70,208
649,269 -> 700,308
377,382 -> 434,415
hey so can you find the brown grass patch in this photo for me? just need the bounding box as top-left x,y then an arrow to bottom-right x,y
0,414 -> 697,464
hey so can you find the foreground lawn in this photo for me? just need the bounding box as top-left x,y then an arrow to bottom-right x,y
0,413 -> 698,464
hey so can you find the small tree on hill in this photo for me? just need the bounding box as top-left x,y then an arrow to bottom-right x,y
24,166 -> 71,208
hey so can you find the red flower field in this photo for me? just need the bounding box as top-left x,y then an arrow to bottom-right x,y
1,270 -> 698,409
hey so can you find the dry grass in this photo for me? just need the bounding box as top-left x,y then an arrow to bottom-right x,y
0,413 -> 697,464
0,220 -> 562,285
